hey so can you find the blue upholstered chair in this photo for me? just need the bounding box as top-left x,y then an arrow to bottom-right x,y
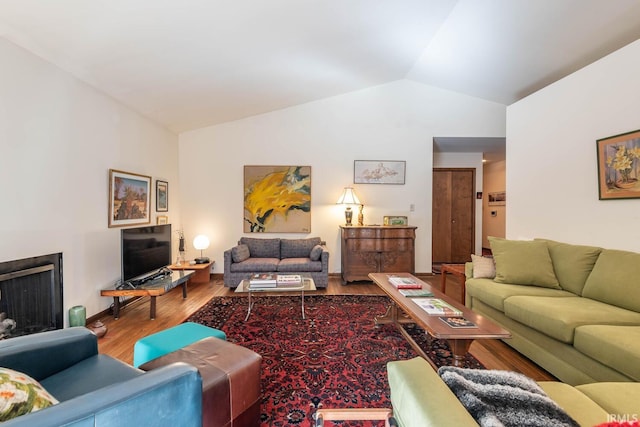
0,327 -> 202,426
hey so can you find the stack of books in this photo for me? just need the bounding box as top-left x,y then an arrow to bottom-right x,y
248,273 -> 277,288
387,275 -> 422,289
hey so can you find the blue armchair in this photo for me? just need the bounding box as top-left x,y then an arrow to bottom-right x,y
0,327 -> 202,426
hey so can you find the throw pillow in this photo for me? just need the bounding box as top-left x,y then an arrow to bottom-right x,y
488,237 -> 560,289
231,244 -> 250,263
471,254 -> 495,279
0,367 -> 58,422
309,244 -> 323,261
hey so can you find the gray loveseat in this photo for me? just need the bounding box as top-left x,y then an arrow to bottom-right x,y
223,236 -> 329,288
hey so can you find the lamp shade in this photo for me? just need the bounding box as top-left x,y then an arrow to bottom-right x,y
336,187 -> 361,205
193,235 -> 210,251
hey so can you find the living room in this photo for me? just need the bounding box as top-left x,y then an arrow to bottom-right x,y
1,2 -> 640,425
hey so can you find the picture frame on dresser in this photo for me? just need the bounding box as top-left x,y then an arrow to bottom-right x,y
108,169 -> 151,228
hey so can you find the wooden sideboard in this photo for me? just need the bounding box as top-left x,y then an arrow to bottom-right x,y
340,225 -> 417,284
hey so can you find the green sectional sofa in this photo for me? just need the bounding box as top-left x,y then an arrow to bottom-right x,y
465,237 -> 640,385
387,357 -> 640,427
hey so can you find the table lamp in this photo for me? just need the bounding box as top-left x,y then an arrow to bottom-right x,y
336,187 -> 361,226
193,235 -> 210,264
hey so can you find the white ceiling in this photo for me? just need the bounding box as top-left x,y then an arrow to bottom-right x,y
1,0 -> 640,142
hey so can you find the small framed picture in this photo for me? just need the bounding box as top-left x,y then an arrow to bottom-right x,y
157,215 -> 168,225
488,191 -> 506,206
354,160 -> 406,184
108,169 -> 151,228
156,180 -> 168,212
383,215 -> 408,226
597,129 -> 640,200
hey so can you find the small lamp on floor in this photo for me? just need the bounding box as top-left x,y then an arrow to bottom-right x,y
193,235 -> 210,264
336,187 -> 361,226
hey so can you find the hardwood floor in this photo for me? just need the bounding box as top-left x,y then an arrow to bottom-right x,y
95,273 -> 556,381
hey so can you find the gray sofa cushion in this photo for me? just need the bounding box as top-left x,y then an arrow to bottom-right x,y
277,258 -> 323,272
229,258 -> 280,273
309,244 -> 323,261
231,244 -> 250,263
280,237 -> 322,258
240,237 -> 280,258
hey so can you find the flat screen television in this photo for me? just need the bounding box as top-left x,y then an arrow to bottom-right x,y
121,224 -> 172,283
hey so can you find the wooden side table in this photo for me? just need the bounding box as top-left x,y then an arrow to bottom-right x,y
169,260 -> 213,284
440,263 -> 467,303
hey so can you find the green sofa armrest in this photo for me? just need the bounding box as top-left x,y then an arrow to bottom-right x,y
387,357 -> 479,427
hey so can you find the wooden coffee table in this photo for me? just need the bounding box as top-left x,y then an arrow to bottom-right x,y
369,272 -> 511,368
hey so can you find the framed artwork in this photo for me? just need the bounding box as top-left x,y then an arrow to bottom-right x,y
244,165 -> 311,233
108,169 -> 151,228
157,215 -> 168,225
488,191 -> 506,206
597,129 -> 640,200
354,160 -> 405,184
383,215 -> 408,226
156,180 -> 168,211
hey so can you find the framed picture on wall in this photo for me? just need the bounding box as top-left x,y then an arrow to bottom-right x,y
488,191 -> 506,206
597,129 -> 640,200
108,169 -> 151,228
243,165 -> 311,233
354,160 -> 405,184
156,180 -> 168,211
157,215 -> 168,225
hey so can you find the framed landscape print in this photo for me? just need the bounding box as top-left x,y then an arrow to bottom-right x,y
156,180 -> 168,211
243,165 -> 311,233
354,160 -> 405,184
108,169 -> 151,228
597,129 -> 640,200
488,191 -> 506,206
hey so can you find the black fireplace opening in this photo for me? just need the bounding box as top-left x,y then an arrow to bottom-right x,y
0,253 -> 63,339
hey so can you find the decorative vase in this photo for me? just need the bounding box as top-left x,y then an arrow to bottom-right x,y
69,305 -> 86,327
88,320 -> 108,338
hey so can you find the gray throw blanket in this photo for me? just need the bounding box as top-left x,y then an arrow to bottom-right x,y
438,366 -> 579,427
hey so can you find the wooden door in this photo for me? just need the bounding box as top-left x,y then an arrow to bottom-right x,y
432,168 -> 475,264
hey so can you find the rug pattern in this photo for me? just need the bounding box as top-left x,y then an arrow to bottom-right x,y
187,295 -> 483,426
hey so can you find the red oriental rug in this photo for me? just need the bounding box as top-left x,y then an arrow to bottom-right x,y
187,295 -> 483,427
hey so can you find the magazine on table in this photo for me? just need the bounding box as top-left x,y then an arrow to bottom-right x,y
398,288 -> 434,298
387,275 -> 422,289
276,274 -> 303,287
439,317 -> 477,328
411,298 -> 462,316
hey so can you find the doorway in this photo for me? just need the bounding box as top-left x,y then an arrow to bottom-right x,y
432,168 -> 475,268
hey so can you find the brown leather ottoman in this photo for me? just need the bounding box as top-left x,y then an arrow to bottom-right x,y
140,336 -> 262,427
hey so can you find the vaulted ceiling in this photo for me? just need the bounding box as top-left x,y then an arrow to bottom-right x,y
1,0 -> 640,134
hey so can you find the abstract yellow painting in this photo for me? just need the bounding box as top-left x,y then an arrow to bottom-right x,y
244,166 -> 311,232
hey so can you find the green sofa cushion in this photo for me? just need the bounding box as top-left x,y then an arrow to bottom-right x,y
574,325 -> 640,381
488,237 -> 560,289
536,239 -> 602,295
465,278 -> 573,312
503,296 -> 640,344
576,382 -> 640,418
387,358 -> 478,427
538,382 -> 609,427
582,249 -> 640,312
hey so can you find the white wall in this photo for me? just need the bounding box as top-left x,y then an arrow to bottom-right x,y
0,39 -> 180,320
506,39 -> 640,251
482,160 -> 506,247
433,152 -> 484,256
179,80 -> 505,274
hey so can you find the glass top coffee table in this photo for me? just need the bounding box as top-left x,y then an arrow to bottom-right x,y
235,275 -> 316,321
